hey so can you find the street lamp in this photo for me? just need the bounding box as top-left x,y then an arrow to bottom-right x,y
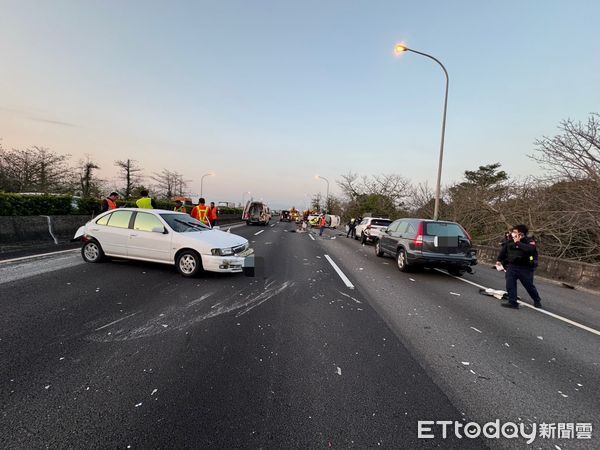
315,174 -> 329,213
200,172 -> 214,197
394,43 -> 449,221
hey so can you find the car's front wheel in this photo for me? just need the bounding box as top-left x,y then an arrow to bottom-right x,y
176,250 -> 203,277
375,240 -> 384,257
396,248 -> 410,272
82,240 -> 104,263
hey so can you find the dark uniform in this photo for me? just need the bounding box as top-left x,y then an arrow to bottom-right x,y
497,236 -> 542,308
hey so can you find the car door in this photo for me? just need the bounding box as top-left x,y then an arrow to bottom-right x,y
91,210 -> 134,256
380,220 -> 400,254
127,212 -> 173,262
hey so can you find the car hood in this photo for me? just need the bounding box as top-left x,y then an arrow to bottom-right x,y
177,229 -> 248,249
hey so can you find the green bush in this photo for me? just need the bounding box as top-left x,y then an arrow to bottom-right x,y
0,193 -> 75,216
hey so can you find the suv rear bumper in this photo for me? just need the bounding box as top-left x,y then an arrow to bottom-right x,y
407,253 -> 477,268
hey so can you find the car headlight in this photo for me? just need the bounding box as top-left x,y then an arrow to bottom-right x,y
211,247 -> 234,256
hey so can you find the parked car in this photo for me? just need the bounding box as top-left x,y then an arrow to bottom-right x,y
242,201 -> 271,225
375,218 -> 477,276
354,217 -> 393,244
73,208 -> 253,277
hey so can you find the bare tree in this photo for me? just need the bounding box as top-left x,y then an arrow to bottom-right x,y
531,113 -> 600,182
115,159 -> 143,199
78,156 -> 101,198
151,169 -> 188,200
0,145 -> 71,193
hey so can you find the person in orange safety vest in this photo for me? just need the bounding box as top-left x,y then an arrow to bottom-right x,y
208,201 -> 218,226
101,192 -> 119,212
191,197 -> 210,226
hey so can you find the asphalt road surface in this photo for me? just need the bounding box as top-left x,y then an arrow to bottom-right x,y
1,222 -> 598,449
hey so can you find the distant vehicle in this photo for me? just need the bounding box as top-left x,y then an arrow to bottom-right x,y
242,201 -> 271,226
280,210 -> 291,222
375,218 -> 477,276
307,214 -> 340,228
73,208 -> 253,276
354,217 -> 393,244
290,208 -> 301,223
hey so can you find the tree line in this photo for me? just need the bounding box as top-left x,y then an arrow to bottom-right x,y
0,146 -> 189,201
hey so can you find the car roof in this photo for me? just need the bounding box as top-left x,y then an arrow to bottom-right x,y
398,218 -> 461,224
105,208 -> 186,214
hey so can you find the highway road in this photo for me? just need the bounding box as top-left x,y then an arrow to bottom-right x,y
1,222 -> 598,449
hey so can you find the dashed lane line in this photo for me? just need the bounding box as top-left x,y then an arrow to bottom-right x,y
324,254 -> 354,290
309,233 -> 315,241
254,230 -> 264,236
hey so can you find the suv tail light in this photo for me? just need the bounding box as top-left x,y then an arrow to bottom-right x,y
366,224 -> 372,229
414,222 -> 424,248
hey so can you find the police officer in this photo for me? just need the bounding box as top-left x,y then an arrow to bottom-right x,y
496,224 -> 543,309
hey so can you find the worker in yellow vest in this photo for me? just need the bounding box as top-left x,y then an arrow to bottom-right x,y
136,190 -> 157,209
173,199 -> 187,213
191,197 -> 210,225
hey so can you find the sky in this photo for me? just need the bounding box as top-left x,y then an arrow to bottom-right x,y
1,0 -> 599,210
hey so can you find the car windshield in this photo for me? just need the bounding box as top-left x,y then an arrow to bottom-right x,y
160,213 -> 210,232
371,219 -> 392,227
424,222 -> 467,238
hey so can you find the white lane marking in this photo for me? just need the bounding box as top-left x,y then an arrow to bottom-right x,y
324,255 -> 354,290
339,291 -> 362,304
0,248 -> 79,264
254,230 -> 264,236
436,269 -> 600,337
270,223 -> 276,227
95,312 -> 139,331
470,327 -> 483,333
309,234 -> 315,241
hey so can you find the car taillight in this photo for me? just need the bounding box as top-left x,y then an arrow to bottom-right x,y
366,224 -> 372,229
414,222 -> 424,248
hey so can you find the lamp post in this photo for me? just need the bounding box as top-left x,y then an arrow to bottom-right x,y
200,172 -> 214,198
394,43 -> 448,221
315,175 -> 329,213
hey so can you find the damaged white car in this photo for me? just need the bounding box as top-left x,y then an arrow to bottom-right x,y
73,208 -> 253,277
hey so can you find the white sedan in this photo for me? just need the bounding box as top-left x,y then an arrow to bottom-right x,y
73,208 -> 253,277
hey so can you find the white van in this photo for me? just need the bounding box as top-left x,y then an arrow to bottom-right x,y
242,201 -> 271,226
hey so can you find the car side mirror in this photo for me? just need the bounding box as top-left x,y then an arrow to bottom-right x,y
152,226 -> 166,234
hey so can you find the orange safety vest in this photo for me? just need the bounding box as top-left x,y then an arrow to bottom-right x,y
208,207 -> 218,221
192,205 -> 210,224
174,205 -> 187,213
106,198 -> 117,210
320,217 -> 327,227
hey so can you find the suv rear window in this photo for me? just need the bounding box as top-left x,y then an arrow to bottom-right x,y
424,222 -> 466,238
370,219 -> 392,227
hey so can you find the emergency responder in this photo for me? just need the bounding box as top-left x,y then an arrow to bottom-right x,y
191,198 -> 210,225
346,218 -> 357,239
136,190 -> 157,209
173,199 -> 187,213
101,192 -> 119,212
496,224 -> 543,309
318,214 -> 327,237
208,202 -> 218,226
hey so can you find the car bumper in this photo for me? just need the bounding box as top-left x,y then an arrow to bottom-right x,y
408,253 -> 477,268
201,249 -> 254,273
